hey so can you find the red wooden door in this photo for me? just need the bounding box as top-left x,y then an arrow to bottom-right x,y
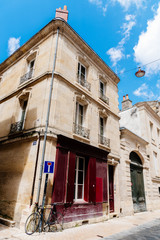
109,165 -> 114,212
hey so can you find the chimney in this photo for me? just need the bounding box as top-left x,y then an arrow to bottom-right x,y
55,5 -> 68,22
122,94 -> 132,111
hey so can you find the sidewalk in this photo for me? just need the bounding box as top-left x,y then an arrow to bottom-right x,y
0,210 -> 160,240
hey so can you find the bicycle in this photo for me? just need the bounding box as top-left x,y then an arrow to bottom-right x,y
25,202 -> 64,235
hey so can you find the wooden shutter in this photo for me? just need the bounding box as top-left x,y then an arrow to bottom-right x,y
89,157 -> 96,203
52,147 -> 68,203
96,177 -> 103,203
66,152 -> 76,203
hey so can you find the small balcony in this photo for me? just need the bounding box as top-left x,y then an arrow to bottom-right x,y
20,68 -> 34,85
10,121 -> 23,134
99,91 -> 109,105
98,134 -> 110,148
73,123 -> 90,139
77,73 -> 91,91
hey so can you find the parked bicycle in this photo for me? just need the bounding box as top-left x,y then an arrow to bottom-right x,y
25,202 -> 64,235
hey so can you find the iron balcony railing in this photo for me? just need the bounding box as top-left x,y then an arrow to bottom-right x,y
99,91 -> 109,105
20,68 -> 34,84
73,123 -> 90,139
77,73 -> 91,91
98,134 -> 110,147
10,121 -> 23,134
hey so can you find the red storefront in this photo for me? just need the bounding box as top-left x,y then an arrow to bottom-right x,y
52,135 -> 109,223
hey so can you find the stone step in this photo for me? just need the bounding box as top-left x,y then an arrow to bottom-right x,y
0,217 -> 15,227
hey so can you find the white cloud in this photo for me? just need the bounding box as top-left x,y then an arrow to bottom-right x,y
156,80 -> 160,89
107,14 -> 136,66
107,48 -> 124,66
8,37 -> 21,56
133,83 -> 155,100
134,3 -> 160,74
112,0 -> 145,10
89,0 -> 107,15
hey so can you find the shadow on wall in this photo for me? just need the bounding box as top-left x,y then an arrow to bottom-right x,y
0,108 -> 38,224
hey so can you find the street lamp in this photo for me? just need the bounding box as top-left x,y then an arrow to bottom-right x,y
135,67 -> 145,78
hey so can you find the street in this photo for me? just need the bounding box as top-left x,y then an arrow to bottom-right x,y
1,211 -> 160,240
104,218 -> 160,239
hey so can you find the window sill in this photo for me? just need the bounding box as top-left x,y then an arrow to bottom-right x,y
98,143 -> 111,152
73,200 -> 88,205
73,133 -> 90,143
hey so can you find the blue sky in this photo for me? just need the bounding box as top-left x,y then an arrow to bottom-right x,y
1,0 -> 160,109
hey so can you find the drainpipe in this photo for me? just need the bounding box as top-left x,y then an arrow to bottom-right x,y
36,27 -> 59,204
30,131 -> 41,206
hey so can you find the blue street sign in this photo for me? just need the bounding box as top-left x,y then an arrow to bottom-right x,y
44,161 -> 54,174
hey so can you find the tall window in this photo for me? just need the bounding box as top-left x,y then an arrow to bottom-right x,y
76,102 -> 84,126
157,128 -> 160,145
19,99 -> 28,129
100,81 -> 105,96
74,156 -> 85,201
78,62 -> 86,84
153,151 -> 158,176
150,122 -> 153,140
100,117 -> 104,137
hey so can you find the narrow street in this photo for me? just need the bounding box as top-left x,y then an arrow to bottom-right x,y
104,218 -> 160,240
0,210 -> 160,240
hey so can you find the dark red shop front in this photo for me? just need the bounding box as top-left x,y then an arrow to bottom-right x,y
52,135 -> 109,223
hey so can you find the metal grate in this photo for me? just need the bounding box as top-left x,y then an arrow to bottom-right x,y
10,121 -> 23,134
98,134 -> 110,147
20,68 -> 33,84
73,123 -> 90,139
99,91 -> 109,105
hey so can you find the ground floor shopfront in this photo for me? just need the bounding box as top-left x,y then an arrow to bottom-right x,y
52,135 -> 111,224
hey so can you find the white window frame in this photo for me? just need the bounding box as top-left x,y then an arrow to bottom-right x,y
100,117 -> 104,137
153,151 -> 158,176
28,59 -> 35,72
99,80 -> 105,96
74,156 -> 85,201
76,102 -> 84,127
78,62 -> 86,84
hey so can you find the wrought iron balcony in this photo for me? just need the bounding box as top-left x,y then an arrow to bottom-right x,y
99,91 -> 109,105
98,134 -> 110,147
10,121 -> 23,134
77,73 -> 91,91
20,68 -> 34,84
73,123 -> 90,139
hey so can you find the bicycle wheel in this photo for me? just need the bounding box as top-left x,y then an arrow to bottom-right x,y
50,212 -> 64,232
25,212 -> 40,235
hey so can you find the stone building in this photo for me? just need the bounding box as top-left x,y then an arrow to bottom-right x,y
0,6 -> 120,227
119,95 -> 160,216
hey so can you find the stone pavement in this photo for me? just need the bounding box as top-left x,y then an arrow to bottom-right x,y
0,210 -> 160,240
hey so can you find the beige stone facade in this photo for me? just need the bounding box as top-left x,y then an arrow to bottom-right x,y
119,96 -> 160,215
0,16 -> 120,227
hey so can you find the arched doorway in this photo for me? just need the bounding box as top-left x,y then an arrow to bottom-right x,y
130,151 -> 146,213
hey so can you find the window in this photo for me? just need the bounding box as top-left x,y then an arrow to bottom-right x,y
74,156 -> 85,201
19,99 -> 28,129
20,54 -> 36,84
78,63 -> 86,84
150,122 -> 153,140
76,102 -> 84,126
157,128 -> 160,145
74,102 -> 89,139
100,117 -> 104,137
77,62 -> 91,91
153,152 -> 158,176
99,80 -> 109,104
